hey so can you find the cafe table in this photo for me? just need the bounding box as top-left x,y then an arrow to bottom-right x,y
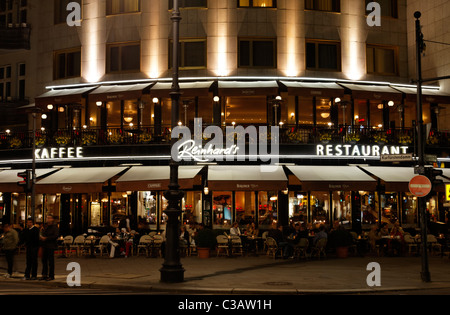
246,236 -> 262,256
85,235 -> 100,258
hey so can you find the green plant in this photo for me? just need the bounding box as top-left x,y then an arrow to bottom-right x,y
373,133 -> 387,143
9,137 -> 22,149
139,132 -> 152,143
427,134 -> 439,145
194,228 -> 216,249
346,133 -> 361,143
319,132 -> 332,142
55,134 -> 71,145
82,133 -> 96,145
287,129 -> 304,143
398,134 -> 412,144
35,135 -> 46,146
109,133 -> 123,144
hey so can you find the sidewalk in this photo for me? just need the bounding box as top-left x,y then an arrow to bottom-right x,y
1,252 -> 450,294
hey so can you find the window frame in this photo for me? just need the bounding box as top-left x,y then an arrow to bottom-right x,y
53,47 -> 82,80
305,39 -> 342,72
366,44 -> 399,76
304,0 -> 340,13
54,0 -> 82,25
238,37 -> 277,69
0,64 -> 12,101
106,0 -> 141,16
168,38 -> 207,70
237,0 -> 277,8
106,41 -> 142,74
364,0 -> 398,19
168,0 -> 207,9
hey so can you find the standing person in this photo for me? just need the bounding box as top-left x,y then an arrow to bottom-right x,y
2,224 -> 19,278
21,218 -> 40,280
39,215 -> 59,281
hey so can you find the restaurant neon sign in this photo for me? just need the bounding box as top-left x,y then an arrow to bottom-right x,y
316,144 -> 409,157
35,147 -> 84,160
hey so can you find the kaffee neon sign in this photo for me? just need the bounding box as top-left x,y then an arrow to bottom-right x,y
35,147 -> 83,160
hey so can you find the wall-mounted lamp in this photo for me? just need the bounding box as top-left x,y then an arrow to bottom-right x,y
96,101 -> 102,107
47,104 -> 53,110
204,187 -> 209,195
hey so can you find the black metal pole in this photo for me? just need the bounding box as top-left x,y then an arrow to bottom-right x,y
31,112 -> 37,221
414,11 -> 431,283
160,0 -> 184,283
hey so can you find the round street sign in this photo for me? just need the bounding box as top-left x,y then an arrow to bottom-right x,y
409,175 -> 432,197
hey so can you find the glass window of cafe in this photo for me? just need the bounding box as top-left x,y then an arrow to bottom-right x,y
136,191 -> 167,228
311,192 -> 329,224
258,191 -> 278,228
332,191 -> 351,224
288,192 -> 308,223
213,192 -> 233,228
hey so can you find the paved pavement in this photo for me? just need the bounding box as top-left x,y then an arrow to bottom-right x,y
1,250 -> 450,295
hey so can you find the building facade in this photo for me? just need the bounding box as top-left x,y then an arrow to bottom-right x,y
0,0 -> 449,236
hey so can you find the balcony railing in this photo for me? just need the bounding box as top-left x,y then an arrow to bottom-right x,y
0,125 -> 448,150
0,24 -> 31,50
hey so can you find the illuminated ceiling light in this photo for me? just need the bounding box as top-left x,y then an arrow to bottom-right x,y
321,112 -> 330,119
83,125 -> 87,129
5,129 -> 10,134
96,101 -> 102,107
124,117 -> 133,123
47,104 -> 53,110
377,104 -> 384,110
153,97 -> 159,104
58,107 -> 65,113
213,96 -> 220,102
41,114 -> 47,120
178,121 -> 183,126
388,101 -> 394,107
129,123 -> 134,127
335,97 -> 341,103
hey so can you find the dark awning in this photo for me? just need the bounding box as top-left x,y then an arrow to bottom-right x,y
150,81 -> 214,98
88,83 -> 154,102
217,81 -> 280,97
391,86 -> 450,104
287,165 -> 377,191
115,166 -> 203,191
207,165 -> 287,191
339,83 -> 403,102
35,87 -> 97,108
280,81 -> 345,98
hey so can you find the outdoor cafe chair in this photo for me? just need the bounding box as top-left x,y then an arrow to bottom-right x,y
293,238 -> 309,259
216,235 -> 229,257
265,237 -> 281,259
427,234 -> 442,256
70,235 -> 85,257
137,235 -> 152,256
95,235 -> 111,257
404,234 -> 418,255
152,235 -> 164,257
311,238 -> 327,259
230,235 -> 244,256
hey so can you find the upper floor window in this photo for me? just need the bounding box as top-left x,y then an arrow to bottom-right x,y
305,0 -> 340,12
107,42 -> 141,73
0,0 -> 13,28
169,0 -> 207,9
367,44 -> 398,76
106,0 -> 140,15
53,48 -> 81,80
238,0 -> 276,8
55,0 -> 81,24
238,38 -> 277,68
0,65 -> 12,101
306,39 -> 341,71
365,0 -> 398,18
169,39 -> 207,69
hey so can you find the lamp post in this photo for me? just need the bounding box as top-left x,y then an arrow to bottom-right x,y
414,11 -> 430,283
160,0 -> 185,283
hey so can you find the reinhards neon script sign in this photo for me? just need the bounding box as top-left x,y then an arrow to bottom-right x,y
172,118 -> 279,163
35,147 -> 83,160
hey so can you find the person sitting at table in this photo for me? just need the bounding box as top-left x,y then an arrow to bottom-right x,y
368,225 -> 381,254
313,224 -> 328,246
230,222 -> 242,236
389,221 -> 405,256
246,222 -> 259,237
107,233 -> 119,259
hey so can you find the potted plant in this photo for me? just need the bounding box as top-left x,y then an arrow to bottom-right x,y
55,134 -> 71,146
398,134 -> 412,145
139,132 -> 152,144
35,135 -> 46,147
9,137 -> 22,149
319,132 -> 332,144
346,133 -> 360,144
108,133 -> 123,145
194,228 -> 216,259
373,133 -> 387,145
287,129 -> 304,143
82,133 -> 97,146
329,228 -> 354,258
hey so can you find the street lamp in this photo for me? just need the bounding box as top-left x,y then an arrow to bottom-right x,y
160,0 -> 185,283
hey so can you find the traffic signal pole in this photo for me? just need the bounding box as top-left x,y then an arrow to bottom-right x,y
31,112 -> 36,221
414,11 -> 431,283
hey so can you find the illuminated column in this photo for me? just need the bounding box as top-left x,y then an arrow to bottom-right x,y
142,0 -> 167,79
278,0 -> 303,77
81,0 -> 106,83
208,0 -> 235,77
340,1 -> 367,81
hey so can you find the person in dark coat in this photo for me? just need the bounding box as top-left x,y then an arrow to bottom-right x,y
21,218 -> 40,280
39,215 -> 59,281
